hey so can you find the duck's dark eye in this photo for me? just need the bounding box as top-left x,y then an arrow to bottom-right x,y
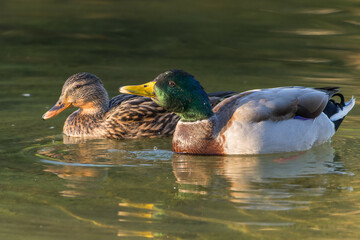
169,81 -> 176,87
75,85 -> 82,89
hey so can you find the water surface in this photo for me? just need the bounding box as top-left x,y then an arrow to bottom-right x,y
1,0 -> 360,239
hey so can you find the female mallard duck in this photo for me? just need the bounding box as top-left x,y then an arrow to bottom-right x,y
120,70 -> 355,155
42,72 -> 235,139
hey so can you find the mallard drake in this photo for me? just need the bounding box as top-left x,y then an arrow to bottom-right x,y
42,72 -> 235,139
120,69 -> 355,155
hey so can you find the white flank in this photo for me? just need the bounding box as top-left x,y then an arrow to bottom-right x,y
223,113 -> 335,155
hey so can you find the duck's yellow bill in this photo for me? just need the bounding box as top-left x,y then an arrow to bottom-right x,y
119,81 -> 156,98
42,99 -> 72,120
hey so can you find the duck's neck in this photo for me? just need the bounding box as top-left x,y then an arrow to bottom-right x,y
64,100 -> 109,137
177,98 -> 214,122
80,101 -> 109,116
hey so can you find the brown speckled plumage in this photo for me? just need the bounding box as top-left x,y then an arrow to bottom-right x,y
43,72 -> 235,140
104,96 -> 180,138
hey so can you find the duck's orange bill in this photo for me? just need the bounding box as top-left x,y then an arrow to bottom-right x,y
119,81 -> 156,98
42,99 -> 72,120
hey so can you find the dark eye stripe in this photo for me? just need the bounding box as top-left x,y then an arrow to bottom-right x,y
74,82 -> 93,89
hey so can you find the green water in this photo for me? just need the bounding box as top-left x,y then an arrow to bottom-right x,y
1,0 -> 360,239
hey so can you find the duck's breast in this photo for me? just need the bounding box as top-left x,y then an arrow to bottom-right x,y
172,118 -> 226,155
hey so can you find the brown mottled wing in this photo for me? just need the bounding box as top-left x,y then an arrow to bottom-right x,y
213,87 -> 332,124
105,95 -> 180,139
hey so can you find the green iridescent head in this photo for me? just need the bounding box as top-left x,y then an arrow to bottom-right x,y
120,70 -> 214,121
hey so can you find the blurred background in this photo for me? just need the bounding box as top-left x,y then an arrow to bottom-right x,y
0,0 -> 360,239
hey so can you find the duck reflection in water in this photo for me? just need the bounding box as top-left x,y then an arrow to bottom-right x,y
41,138 -> 112,198
40,137 -> 122,198
172,143 -> 339,210
39,136 -> 173,198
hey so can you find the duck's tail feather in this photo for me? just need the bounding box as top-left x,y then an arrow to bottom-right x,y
322,93 -> 355,131
329,96 -> 355,121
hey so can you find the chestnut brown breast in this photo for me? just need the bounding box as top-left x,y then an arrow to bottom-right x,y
172,119 -> 225,155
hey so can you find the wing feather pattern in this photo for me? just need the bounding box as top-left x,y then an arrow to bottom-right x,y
105,96 -> 179,139
213,87 -> 335,124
